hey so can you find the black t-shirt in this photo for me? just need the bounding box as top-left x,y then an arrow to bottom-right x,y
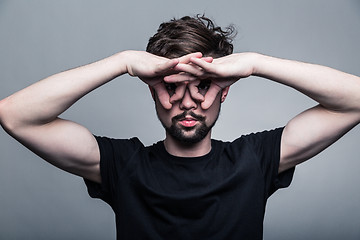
84,128 -> 295,239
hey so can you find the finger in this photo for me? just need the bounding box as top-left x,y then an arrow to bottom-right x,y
201,56 -> 214,63
178,52 -> 203,63
153,82 -> 172,109
154,58 -> 179,74
201,84 -> 222,109
189,57 -> 215,73
188,81 -> 205,102
173,63 -> 206,78
169,83 -> 186,103
164,72 -> 197,83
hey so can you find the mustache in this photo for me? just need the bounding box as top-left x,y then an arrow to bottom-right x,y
172,111 -> 205,122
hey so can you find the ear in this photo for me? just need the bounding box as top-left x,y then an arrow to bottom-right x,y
220,86 -> 230,103
149,86 -> 156,101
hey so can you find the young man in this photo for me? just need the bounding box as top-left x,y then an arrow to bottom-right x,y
0,16 -> 359,239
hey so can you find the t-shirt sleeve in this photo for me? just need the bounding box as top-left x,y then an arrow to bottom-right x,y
83,136 -> 142,205
247,127 -> 295,197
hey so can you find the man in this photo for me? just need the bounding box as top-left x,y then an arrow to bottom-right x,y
0,15 -> 359,239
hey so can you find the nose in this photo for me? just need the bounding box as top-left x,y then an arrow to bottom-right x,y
179,87 -> 198,110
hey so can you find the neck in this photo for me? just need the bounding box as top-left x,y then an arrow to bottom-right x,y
164,132 -> 212,157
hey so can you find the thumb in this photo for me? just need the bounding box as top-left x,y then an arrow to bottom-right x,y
153,82 -> 172,109
201,84 -> 222,109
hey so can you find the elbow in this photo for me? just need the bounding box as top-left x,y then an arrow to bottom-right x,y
0,97 -> 17,133
0,98 -> 7,127
356,109 -> 360,124
350,99 -> 360,123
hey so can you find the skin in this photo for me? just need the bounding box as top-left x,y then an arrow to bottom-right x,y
152,80 -> 229,157
0,50 -> 359,185
169,53 -> 360,172
0,51 -> 208,183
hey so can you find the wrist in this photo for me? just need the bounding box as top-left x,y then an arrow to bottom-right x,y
113,51 -> 132,76
117,50 -> 143,76
247,52 -> 264,77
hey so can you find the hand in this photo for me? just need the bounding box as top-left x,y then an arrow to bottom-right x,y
165,53 -> 256,109
123,51 -> 175,109
125,51 -> 211,109
165,54 -> 214,105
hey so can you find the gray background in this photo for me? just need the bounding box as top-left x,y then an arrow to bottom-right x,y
1,0 -> 359,239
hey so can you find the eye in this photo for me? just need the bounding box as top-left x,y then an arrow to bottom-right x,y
197,80 -> 211,95
164,83 -> 177,96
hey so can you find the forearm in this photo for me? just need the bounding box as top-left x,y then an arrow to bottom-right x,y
252,53 -> 360,113
0,52 -> 127,130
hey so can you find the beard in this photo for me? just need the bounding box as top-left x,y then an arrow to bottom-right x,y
153,89 -> 222,144
159,109 -> 220,144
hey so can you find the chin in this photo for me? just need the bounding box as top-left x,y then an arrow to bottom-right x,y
167,125 -> 211,144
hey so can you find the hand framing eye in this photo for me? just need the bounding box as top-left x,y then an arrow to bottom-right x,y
196,79 -> 211,96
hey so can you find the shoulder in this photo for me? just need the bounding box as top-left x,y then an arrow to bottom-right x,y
216,127 -> 284,148
233,127 -> 284,148
211,127 -> 284,163
94,136 -> 144,156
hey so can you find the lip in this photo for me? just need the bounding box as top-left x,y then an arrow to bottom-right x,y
178,116 -> 198,127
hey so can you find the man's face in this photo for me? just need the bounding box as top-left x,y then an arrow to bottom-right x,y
154,80 -> 227,144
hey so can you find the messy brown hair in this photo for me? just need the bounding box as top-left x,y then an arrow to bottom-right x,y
146,15 -> 236,58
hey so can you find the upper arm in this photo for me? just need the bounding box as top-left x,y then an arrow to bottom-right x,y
3,117 -> 101,183
279,104 -> 360,173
